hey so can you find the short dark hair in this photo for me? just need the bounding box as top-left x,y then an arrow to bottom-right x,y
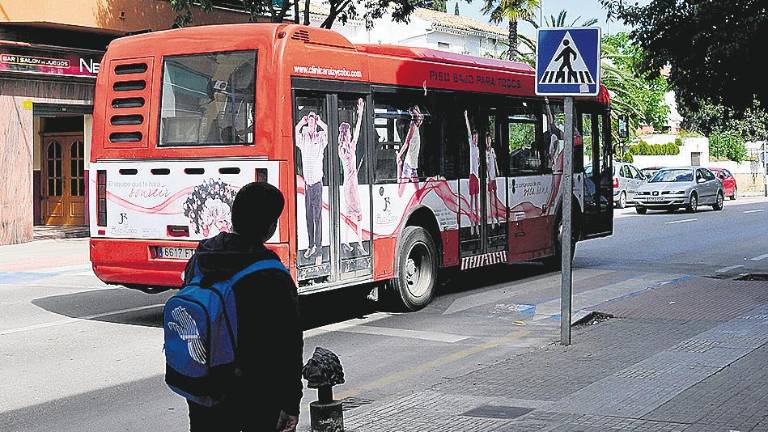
231,182 -> 285,241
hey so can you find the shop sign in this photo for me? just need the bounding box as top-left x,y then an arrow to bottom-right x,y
0,45 -> 103,79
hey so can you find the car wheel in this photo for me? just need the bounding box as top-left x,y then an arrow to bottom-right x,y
686,193 -> 698,213
635,206 -> 647,214
387,226 -> 437,311
617,191 -> 627,209
713,191 -> 724,211
730,187 -> 737,200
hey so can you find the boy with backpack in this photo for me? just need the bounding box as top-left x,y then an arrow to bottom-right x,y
164,182 -> 302,432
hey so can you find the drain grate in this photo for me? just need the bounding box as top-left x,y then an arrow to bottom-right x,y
341,397 -> 374,411
735,274 -> 768,281
461,405 -> 533,419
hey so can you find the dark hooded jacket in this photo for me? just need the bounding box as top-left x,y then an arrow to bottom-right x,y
183,232 -> 303,418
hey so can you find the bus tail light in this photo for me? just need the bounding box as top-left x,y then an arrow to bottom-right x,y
612,177 -> 619,189
97,170 -> 107,227
255,168 -> 268,183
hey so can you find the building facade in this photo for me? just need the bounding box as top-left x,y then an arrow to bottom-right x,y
0,0 -> 252,245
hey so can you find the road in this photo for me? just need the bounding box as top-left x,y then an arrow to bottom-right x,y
1,197 -> 767,432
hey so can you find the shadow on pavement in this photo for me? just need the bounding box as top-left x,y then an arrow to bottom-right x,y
31,261 -> 558,330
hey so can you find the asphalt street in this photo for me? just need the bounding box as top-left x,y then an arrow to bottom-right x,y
0,197 -> 767,432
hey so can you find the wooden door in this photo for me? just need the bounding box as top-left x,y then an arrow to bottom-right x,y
42,134 -> 86,226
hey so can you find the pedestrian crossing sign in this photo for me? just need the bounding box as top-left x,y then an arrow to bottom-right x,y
535,27 -> 601,96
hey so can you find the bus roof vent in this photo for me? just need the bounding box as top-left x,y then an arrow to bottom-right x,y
291,29 -> 310,42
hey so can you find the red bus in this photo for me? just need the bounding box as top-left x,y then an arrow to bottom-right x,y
89,24 -> 613,310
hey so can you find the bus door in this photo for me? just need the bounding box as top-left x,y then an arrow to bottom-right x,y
459,108 -> 508,268
293,88 -> 373,285
577,105 -> 613,238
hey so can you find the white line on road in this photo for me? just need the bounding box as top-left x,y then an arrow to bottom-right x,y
750,254 -> 768,261
744,209 -> 764,214
666,218 -> 697,224
716,265 -> 745,273
336,325 -> 469,343
0,303 -> 165,336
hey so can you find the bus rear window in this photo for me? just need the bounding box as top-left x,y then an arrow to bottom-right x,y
159,50 -> 256,147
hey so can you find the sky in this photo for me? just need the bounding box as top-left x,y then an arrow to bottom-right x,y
451,0 -> 653,37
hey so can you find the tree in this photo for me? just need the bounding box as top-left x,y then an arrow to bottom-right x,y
416,0 -> 447,12
170,0 -> 418,30
600,0 -> 768,116
454,2 -> 460,15
481,0 -> 539,61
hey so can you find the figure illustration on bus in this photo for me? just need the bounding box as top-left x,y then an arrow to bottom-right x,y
464,110 -> 481,236
183,179 -> 236,238
339,98 -> 367,255
396,105 -> 424,193
295,111 -> 328,259
486,135 -> 501,229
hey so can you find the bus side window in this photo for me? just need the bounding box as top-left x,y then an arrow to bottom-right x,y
373,92 -> 431,183
507,99 -> 544,176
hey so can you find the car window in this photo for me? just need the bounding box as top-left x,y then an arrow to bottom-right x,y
696,169 -> 704,181
724,169 -> 732,177
621,165 -> 631,178
650,169 -> 693,182
702,169 -> 716,181
629,165 -> 644,179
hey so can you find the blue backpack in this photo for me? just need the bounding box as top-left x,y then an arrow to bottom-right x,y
163,258 -> 289,407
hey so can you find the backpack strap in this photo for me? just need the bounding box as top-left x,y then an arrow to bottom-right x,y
191,259 -> 203,285
228,259 -> 290,287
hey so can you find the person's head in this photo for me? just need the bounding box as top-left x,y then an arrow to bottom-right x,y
563,40 -> 570,47
338,122 -> 351,144
307,112 -> 318,130
471,129 -> 478,145
486,135 -> 493,149
231,182 -> 285,243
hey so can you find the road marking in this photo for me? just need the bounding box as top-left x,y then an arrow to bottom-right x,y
743,209 -> 764,214
716,265 -> 745,273
303,312 -> 394,338
666,218 -> 697,224
750,254 -> 768,261
338,325 -> 468,343
0,304 -> 164,336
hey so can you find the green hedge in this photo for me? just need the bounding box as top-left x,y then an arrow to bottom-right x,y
628,140 -> 681,156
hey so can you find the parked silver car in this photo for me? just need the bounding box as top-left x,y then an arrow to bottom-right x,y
613,161 -> 646,208
634,167 -> 725,214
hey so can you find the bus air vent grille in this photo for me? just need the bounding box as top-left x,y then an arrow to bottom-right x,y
292,29 -> 310,42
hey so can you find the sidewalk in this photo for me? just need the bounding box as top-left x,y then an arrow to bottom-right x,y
339,276 -> 768,432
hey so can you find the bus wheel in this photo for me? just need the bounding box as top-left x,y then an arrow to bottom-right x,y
389,226 -> 438,311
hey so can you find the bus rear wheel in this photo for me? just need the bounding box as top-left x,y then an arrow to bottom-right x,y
388,226 -> 438,311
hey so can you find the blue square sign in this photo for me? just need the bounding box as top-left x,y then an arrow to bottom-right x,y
536,27 -> 601,96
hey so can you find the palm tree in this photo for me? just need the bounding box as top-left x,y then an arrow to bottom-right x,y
482,0 -> 539,61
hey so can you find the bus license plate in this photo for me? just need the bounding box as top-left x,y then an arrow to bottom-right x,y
158,247 -> 195,260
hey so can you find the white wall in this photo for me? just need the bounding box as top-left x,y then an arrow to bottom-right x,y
632,134 -> 710,169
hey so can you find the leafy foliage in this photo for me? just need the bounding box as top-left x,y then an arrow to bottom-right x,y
628,140 -> 680,156
169,0 -> 418,30
417,0 -> 447,12
600,0 -> 768,115
710,132 -> 748,163
681,97 -> 768,143
480,0 -> 539,60
601,33 -> 670,133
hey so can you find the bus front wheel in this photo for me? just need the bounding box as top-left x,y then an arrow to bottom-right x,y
388,226 -> 438,311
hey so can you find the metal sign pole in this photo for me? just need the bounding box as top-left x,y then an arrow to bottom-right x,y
561,96 -> 574,346
763,141 -> 767,198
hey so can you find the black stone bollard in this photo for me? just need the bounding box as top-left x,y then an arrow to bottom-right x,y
302,347 -> 345,432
